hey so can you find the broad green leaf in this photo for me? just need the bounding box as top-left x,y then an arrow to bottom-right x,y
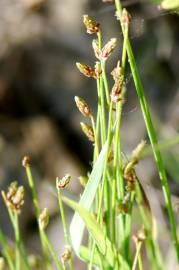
69,142 -> 108,255
63,196 -> 130,270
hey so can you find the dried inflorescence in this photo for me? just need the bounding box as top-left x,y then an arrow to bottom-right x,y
124,140 -> 146,191
2,182 -> 25,214
61,246 -> 72,265
94,62 -> 102,79
75,96 -> 92,118
56,174 -> 71,189
115,8 -> 131,27
118,193 -> 131,214
92,38 -> 117,61
92,39 -> 100,59
110,62 -> 124,103
133,227 -> 147,244
22,155 -> 31,168
121,8 -> 132,28
83,15 -> 100,34
76,63 -> 96,79
100,38 -> 117,61
39,208 -> 49,230
80,122 -> 95,142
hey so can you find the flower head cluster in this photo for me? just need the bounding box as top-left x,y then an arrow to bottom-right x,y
39,208 -> 49,230
83,15 -> 100,34
110,62 -> 124,103
75,96 -> 92,117
80,122 -> 95,142
56,174 -> 71,189
2,182 -> 25,214
124,140 -> 146,191
92,38 -> 117,61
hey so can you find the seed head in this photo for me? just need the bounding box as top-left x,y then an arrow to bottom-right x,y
121,8 -> 132,28
74,96 -> 92,117
76,62 -> 96,79
92,39 -> 101,59
94,62 -> 102,79
2,182 -> 25,214
61,247 -> 72,265
111,61 -> 123,81
111,80 -> 124,103
39,208 -> 49,230
100,38 -> 117,61
131,140 -> 146,165
22,156 -> 30,168
111,62 -> 125,103
133,227 -> 146,244
83,15 -> 100,34
56,174 -> 71,189
80,122 -> 95,142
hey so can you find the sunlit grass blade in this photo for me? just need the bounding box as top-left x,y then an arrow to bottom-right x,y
68,142 -> 108,256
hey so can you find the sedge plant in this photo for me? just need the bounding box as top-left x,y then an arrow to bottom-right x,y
0,1 -> 179,269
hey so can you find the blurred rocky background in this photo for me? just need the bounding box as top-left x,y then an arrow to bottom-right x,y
0,0 -> 179,268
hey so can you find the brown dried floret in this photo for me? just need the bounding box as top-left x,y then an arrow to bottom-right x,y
56,174 -> 71,189
2,182 -> 25,214
100,38 -> 117,61
80,122 -> 95,142
76,63 -> 96,79
74,96 -> 92,117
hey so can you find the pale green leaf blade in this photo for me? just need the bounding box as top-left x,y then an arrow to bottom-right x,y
69,142 -> 108,255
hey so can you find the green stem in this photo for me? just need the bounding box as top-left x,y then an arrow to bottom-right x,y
138,251 -> 143,270
115,0 -> 179,261
0,229 -> 15,270
14,214 -> 20,270
3,205 -> 31,270
132,241 -> 142,270
25,166 -> 40,216
135,182 -> 163,270
57,189 -> 73,270
91,115 -> 99,159
101,62 -> 110,106
88,102 -> 114,270
42,231 -> 63,270
112,23 -> 128,248
25,165 -> 51,269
